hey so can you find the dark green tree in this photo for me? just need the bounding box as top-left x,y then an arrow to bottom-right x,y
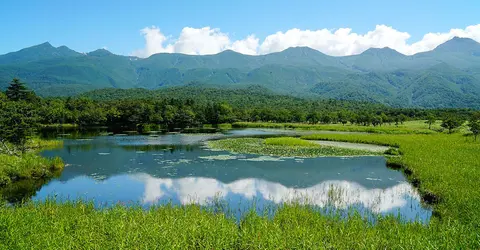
0,101 -> 39,154
425,113 -> 436,130
6,78 -> 36,102
469,114 -> 480,141
399,114 -> 407,125
441,116 -> 464,134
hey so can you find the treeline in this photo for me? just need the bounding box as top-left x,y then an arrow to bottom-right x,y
1,79 -> 478,134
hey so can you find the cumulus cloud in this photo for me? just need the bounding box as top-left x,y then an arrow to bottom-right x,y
131,24 -> 480,58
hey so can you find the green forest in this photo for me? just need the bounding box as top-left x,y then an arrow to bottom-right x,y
1,79 -> 476,133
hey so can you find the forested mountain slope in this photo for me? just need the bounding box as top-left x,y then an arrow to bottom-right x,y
1,37 -> 480,108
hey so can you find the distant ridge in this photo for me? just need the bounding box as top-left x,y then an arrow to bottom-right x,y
0,37 -> 480,109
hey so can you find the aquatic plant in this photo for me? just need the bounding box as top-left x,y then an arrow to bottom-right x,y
264,137 -> 318,147
207,138 -> 378,157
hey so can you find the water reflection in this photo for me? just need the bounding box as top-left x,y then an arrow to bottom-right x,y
34,130 -> 432,223
137,175 -> 427,219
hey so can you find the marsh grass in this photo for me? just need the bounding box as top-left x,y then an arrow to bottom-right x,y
0,139 -> 64,187
27,138 -> 63,151
207,138 -> 378,157
264,137 -> 318,147
0,153 -> 64,186
0,199 -> 476,249
301,133 -> 480,227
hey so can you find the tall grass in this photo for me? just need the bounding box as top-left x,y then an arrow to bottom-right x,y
0,153 -> 64,186
301,133 -> 480,227
0,139 -> 64,186
0,201 -> 477,249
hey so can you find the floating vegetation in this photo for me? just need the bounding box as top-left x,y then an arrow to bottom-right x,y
239,156 -> 285,162
206,138 -> 378,157
199,155 -> 239,161
98,153 -> 110,155
157,159 -> 193,165
264,137 -> 318,147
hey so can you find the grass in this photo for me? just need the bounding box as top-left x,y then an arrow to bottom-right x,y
264,137 -> 318,147
207,138 -> 380,157
232,121 -> 448,134
0,201 -> 477,249
0,139 -> 64,187
26,138 -> 64,151
301,133 -> 480,227
40,123 -> 78,129
0,153 -> 64,187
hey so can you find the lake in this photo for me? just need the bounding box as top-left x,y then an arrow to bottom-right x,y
38,129 -> 431,222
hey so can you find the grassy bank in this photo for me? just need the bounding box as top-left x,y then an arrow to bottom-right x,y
0,139 -> 64,187
232,121 -> 446,134
207,137 -> 379,157
0,201 -> 477,249
301,133 -> 480,227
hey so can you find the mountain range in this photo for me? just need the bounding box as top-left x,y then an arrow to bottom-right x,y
1,37 -> 480,108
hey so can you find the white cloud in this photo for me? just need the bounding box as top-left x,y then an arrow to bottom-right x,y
132,24 -> 480,58
229,35 -> 259,55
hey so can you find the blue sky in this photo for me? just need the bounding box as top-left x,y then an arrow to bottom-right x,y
1,0 -> 479,56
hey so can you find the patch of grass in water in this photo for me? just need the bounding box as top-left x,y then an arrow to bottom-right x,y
207,138 -> 378,157
264,137 -> 318,147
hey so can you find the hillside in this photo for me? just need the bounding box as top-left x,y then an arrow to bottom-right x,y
1,37 -> 480,108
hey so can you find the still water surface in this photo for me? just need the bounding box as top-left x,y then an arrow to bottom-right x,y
39,129 -> 431,222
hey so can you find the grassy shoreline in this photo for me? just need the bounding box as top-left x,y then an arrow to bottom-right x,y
0,200 -> 476,249
232,121 -> 449,134
301,133 -> 480,226
0,139 -> 64,187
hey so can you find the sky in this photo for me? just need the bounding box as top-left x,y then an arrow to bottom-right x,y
1,0 -> 480,57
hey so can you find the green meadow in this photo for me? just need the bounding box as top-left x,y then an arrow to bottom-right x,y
232,120 -> 452,134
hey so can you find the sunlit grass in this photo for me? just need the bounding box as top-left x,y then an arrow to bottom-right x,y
0,200 -> 477,249
0,153 -> 64,186
0,139 -> 64,187
233,121 -> 439,134
301,133 -> 480,226
264,137 -> 318,147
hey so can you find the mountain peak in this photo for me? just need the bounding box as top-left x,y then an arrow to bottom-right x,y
361,47 -> 404,57
88,48 -> 113,57
217,49 -> 242,55
36,42 -> 53,47
280,46 -> 327,57
434,37 -> 480,53
0,42 -> 81,64
23,42 -> 55,51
